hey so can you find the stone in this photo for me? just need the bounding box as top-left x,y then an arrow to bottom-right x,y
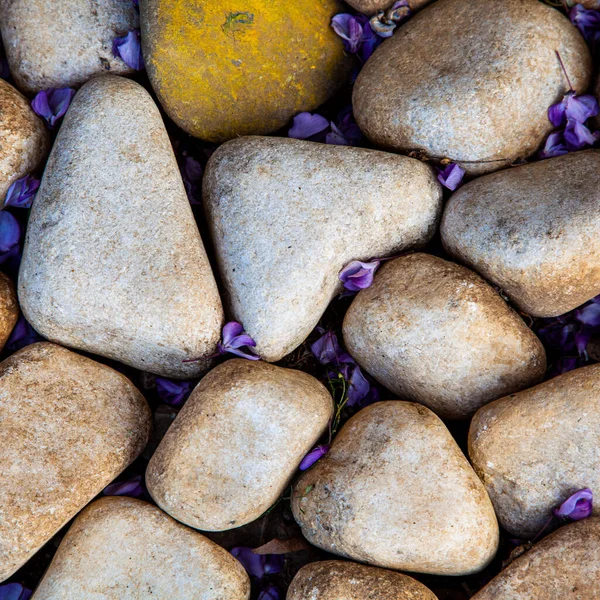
471,518 -> 600,599
18,75 -> 224,377
342,253 -> 546,419
0,0 -> 138,93
469,363 -> 600,540
287,560 -> 438,600
0,273 -> 18,351
0,342 -> 151,581
32,497 -> 250,600
441,150 -> 600,317
572,0 -> 600,7
345,0 -> 433,16
147,359 -> 333,531
353,0 -> 591,175
140,0 -> 352,143
0,79 -> 49,199
292,402 -> 499,575
203,136 -> 442,362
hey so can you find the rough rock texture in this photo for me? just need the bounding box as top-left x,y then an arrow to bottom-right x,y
469,364 -> 600,539
353,0 -> 591,175
32,497 -> 251,600
572,0 -> 600,7
346,0 -> 433,16
471,519 -> 600,599
292,402 -> 499,575
287,561 -> 438,600
19,76 -> 223,377
203,137 -> 442,362
0,0 -> 138,93
0,273 -> 18,351
147,359 -> 333,531
343,254 -> 546,419
442,150 -> 600,317
0,79 -> 49,199
140,0 -> 352,142
0,342 -> 151,582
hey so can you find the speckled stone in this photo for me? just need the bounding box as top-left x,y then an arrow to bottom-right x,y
147,359 -> 333,531
343,254 -> 546,420
32,497 -> 251,600
292,402 -> 499,575
345,0 -> 433,16
469,364 -> 600,540
0,0 -> 138,93
0,79 -> 49,199
572,0 -> 600,7
19,76 -> 224,377
441,150 -> 600,318
353,0 -> 591,175
287,561 -> 438,600
0,273 -> 18,351
203,136 -> 442,362
0,342 -> 151,582
471,519 -> 600,599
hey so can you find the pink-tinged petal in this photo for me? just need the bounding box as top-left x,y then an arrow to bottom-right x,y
299,444 -> 330,470
288,112 -> 329,139
554,489 -> 593,521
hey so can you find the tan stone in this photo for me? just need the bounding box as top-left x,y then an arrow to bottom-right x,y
19,75 -> 224,377
292,402 -> 499,575
353,0 -> 591,175
441,150 -> 600,317
345,0 -> 433,16
471,519 -> 600,599
0,273 -> 18,351
343,254 -> 546,419
287,560 -> 438,600
147,359 -> 333,531
0,342 -> 151,581
469,364 -> 600,540
203,136 -> 442,362
571,0 -> 600,7
32,497 -> 250,600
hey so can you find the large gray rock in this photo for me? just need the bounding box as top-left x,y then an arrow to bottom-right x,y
442,150 -> 600,317
353,0 -> 591,175
203,136 -> 442,362
19,75 -> 224,377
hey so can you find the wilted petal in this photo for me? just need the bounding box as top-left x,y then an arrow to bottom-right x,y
564,119 -> 598,149
0,212 -> 20,254
155,377 -> 195,406
565,93 -> 599,123
331,13 -> 363,53
554,488 -> 593,521
228,334 -> 257,349
218,321 -> 259,360
346,364 -> 370,406
31,87 -> 76,128
222,321 -> 244,345
548,100 -> 567,127
4,175 -> 40,209
0,583 -> 32,600
230,548 -> 283,579
310,330 -> 353,365
339,260 -> 380,291
299,444 -> 330,470
288,112 -> 329,140
437,162 -> 465,191
113,30 -> 145,71
570,5 -> 600,42
103,474 -> 145,498
325,123 -> 350,145
258,585 -> 281,600
539,131 -> 569,158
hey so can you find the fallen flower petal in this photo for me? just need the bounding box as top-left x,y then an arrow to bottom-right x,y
288,112 -> 329,139
437,162 -> 465,191
103,474 -> 145,498
218,321 -> 259,360
346,364 -> 371,406
564,118 -> 599,149
370,0 -> 411,38
230,547 -> 284,579
331,13 -> 363,54
258,585 -> 281,600
31,87 -> 75,128
539,131 -> 569,158
113,30 -> 145,71
0,583 -> 32,600
310,330 -> 353,366
4,175 -> 40,209
339,260 -> 380,291
553,488 -> 593,521
0,211 -> 20,254
570,4 -> 600,43
299,444 -> 330,470
155,377 -> 195,406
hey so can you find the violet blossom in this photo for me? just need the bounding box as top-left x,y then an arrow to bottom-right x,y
31,87 -> 75,128
0,583 -> 32,600
288,112 -> 329,139
539,131 -> 569,158
218,321 -> 259,360
0,211 -> 20,258
230,547 -> 284,579
339,260 -> 380,292
258,585 -> 281,600
339,363 -> 371,406
548,92 -> 599,127
564,118 -> 600,149
331,13 -> 381,62
113,30 -> 144,71
3,176 -> 40,209
311,329 -> 353,366
103,474 -> 146,498
570,4 -> 600,45
5,316 -> 42,353
289,107 -> 362,146
437,162 -> 465,191
553,488 -> 593,521
299,444 -> 330,470
155,377 -> 195,406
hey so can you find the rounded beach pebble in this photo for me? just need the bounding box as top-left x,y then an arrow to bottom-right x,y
292,401 -> 499,575
0,273 -> 18,352
353,0 -> 592,174
0,342 -> 151,582
442,150 -> 600,317
147,359 -> 333,531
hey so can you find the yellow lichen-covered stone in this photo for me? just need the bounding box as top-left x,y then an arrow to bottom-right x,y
140,0 -> 353,142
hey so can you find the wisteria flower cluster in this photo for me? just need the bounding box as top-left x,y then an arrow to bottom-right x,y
570,4 -> 600,56
288,107 -> 361,146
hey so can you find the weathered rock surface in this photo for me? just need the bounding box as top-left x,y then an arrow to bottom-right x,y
0,273 -> 18,351
442,150 -> 600,317
469,364 -> 600,539
0,79 -> 49,199
346,0 -> 433,16
287,560 -> 438,599
0,342 -> 151,582
471,518 -> 600,599
292,402 -> 499,575
19,75 -> 223,377
343,254 -> 546,419
147,359 -> 333,531
203,136 -> 442,362
32,496 -> 250,600
140,0 -> 352,142
0,0 -> 138,93
353,0 -> 591,174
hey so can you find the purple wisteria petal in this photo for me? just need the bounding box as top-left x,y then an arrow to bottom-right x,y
358,21 -> 381,62
310,330 -> 354,366
564,118 -> 599,149
5,316 -> 42,353
258,585 -> 281,600
548,101 -> 567,128
553,488 -> 593,521
31,87 -> 76,128
103,474 -> 145,498
325,123 -> 350,145
299,444 -> 330,470
0,583 -> 32,600
577,302 -> 600,326
346,364 -> 370,406
222,321 -> 244,344
155,377 -> 195,406
437,162 -> 465,191
0,211 -> 20,254
331,14 -> 362,53
539,131 -> 569,158
288,112 -> 329,139
218,321 -> 259,360
570,5 -> 600,43
113,30 -> 144,71
4,175 -> 40,209
230,547 -> 284,579
566,93 -> 599,123
339,260 -> 380,291
334,107 -> 362,145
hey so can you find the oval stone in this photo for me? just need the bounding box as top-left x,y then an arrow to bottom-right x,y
32,497 -> 250,600
140,0 -> 352,142
0,0 -> 138,93
353,0 -> 591,175
343,254 -> 546,419
147,359 -> 333,531
287,560 -> 438,600
292,402 -> 499,575
441,150 -> 600,317
0,342 -> 151,581
203,136 -> 442,362
0,273 -> 18,352
345,0 -> 433,16
469,364 -> 600,539
18,75 -> 224,377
